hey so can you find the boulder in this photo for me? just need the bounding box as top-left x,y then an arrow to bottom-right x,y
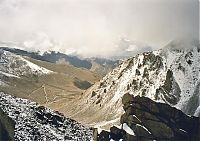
96,93 -> 200,141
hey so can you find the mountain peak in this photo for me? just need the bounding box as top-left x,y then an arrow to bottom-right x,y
70,42 -> 200,129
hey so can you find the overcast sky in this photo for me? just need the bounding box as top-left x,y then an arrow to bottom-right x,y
0,0 -> 198,57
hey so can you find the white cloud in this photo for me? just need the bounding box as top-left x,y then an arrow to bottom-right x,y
0,0 -> 198,57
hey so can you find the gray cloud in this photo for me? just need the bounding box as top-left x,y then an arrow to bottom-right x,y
0,0 -> 198,57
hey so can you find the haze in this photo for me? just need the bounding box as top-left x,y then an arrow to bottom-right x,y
0,0 -> 198,57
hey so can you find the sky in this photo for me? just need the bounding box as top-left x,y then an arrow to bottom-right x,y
0,0 -> 199,57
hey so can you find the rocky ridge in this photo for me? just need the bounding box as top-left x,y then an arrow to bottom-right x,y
96,93 -> 200,141
71,41 -> 200,127
0,92 -> 93,141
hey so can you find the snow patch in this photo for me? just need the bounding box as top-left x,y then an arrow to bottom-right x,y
122,123 -> 135,136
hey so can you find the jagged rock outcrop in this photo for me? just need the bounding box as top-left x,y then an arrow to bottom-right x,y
0,92 -> 93,141
96,93 -> 200,141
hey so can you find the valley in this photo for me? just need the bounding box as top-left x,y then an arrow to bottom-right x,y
0,48 -> 102,117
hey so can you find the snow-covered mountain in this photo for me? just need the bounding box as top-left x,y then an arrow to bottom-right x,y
71,40 -> 200,128
0,92 -> 93,141
0,49 -> 52,78
0,49 -> 53,88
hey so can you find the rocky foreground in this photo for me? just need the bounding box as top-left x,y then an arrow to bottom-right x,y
0,92 -> 93,141
96,93 -> 200,141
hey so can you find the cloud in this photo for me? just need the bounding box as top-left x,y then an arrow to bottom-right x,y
0,0 -> 198,57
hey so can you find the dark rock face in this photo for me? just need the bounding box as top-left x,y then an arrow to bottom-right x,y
0,108 -> 15,141
96,93 -> 200,141
155,69 -> 181,105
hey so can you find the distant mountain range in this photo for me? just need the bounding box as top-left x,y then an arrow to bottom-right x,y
0,47 -> 118,71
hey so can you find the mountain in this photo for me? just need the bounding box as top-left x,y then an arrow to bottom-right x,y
0,49 -> 51,77
70,40 -> 200,129
0,48 -> 100,116
0,49 -> 52,87
1,40 -> 200,140
0,92 -> 93,140
0,47 -> 92,69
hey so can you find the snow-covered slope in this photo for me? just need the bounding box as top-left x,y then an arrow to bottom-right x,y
0,49 -> 52,78
71,40 -> 200,127
0,92 -> 93,141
